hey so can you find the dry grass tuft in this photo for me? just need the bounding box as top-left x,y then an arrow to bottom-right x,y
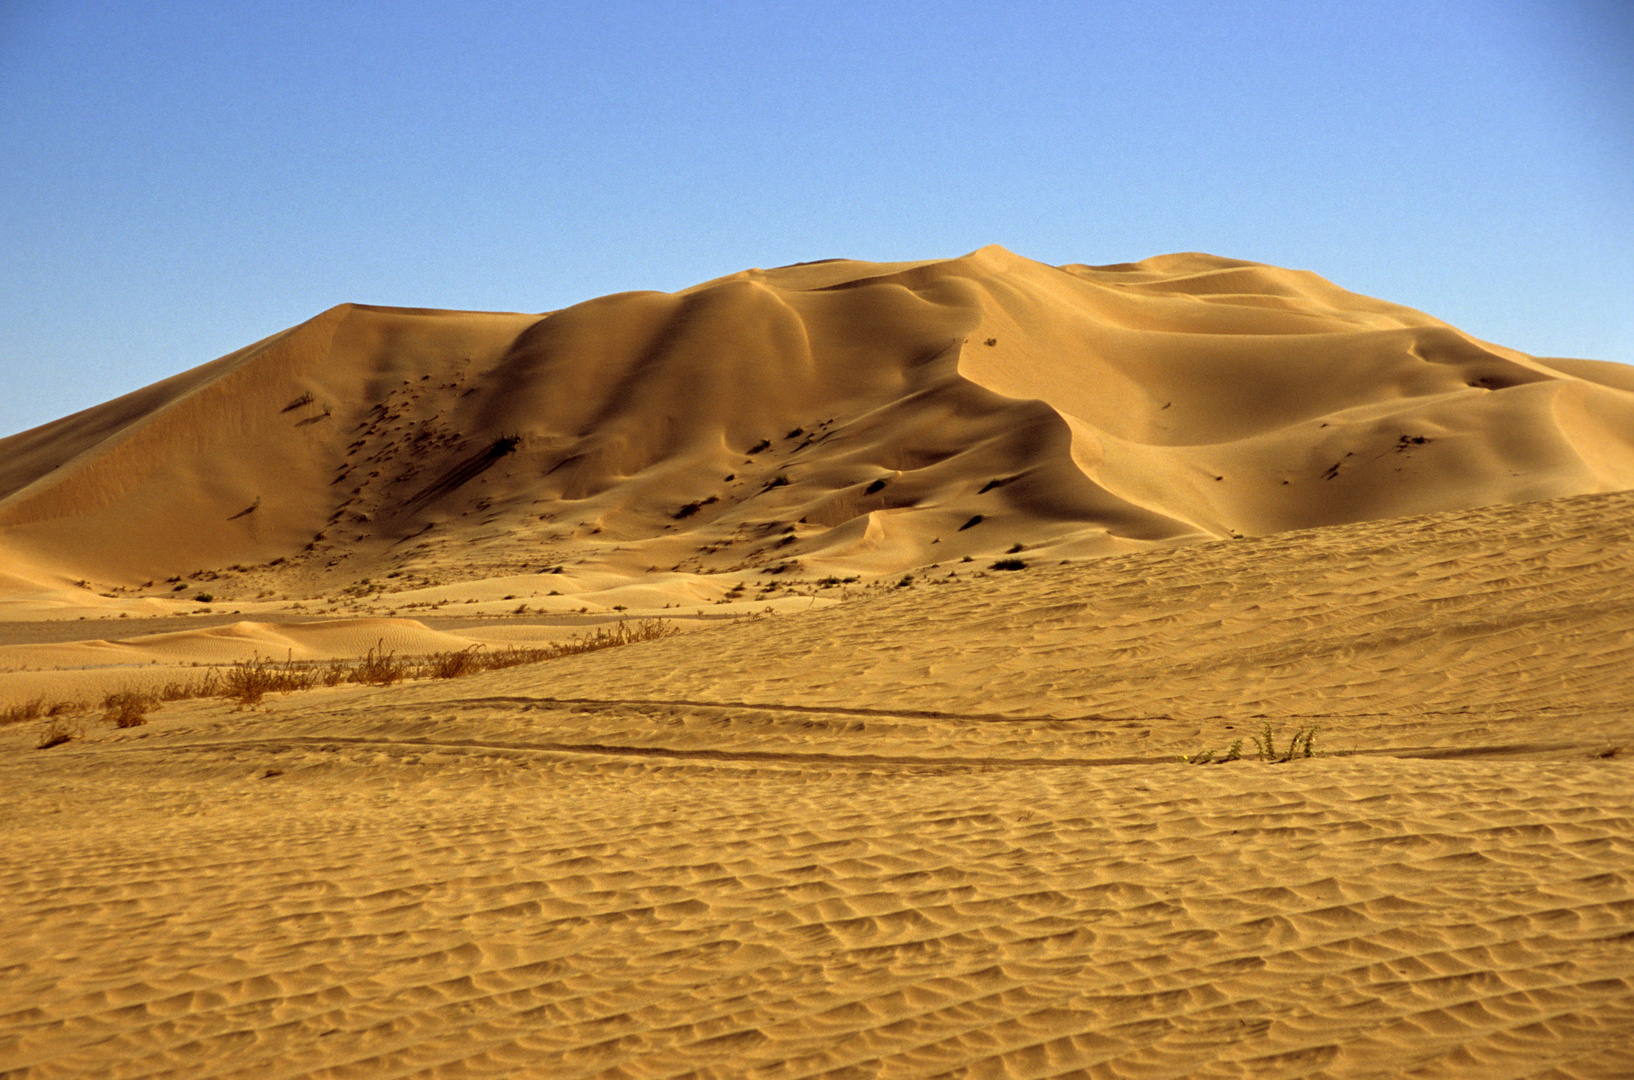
36,716 -> 82,749
1181,722 -> 1323,765
223,657 -> 315,705
353,642 -> 407,686
3,698 -> 49,726
7,619 -> 683,730
428,647 -> 484,680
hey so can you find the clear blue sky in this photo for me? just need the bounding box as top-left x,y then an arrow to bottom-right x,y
2,0 -> 1630,437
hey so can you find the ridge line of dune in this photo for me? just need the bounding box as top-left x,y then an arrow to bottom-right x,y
0,306 -> 352,528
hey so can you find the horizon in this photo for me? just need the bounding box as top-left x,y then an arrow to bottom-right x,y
2,0 -> 1630,438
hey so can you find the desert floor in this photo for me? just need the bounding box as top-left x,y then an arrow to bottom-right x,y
3,489 -> 1631,1079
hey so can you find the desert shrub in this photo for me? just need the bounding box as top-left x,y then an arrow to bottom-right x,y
102,690 -> 155,728
37,716 -> 82,749
65,620 -> 683,718
427,647 -> 483,679
2,698 -> 48,726
560,619 -> 677,654
160,670 -> 220,700
351,642 -> 406,686
224,658 -> 315,705
194,593 -> 214,603
990,559 -> 1027,571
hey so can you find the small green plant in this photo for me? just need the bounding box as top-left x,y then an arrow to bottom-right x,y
1181,723 -> 1321,765
1252,720 -> 1320,762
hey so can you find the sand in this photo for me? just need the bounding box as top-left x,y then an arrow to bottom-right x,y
2,249 -> 1632,1077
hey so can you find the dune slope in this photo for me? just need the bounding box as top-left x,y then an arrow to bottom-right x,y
2,488 -> 1631,1078
4,247 -> 1633,598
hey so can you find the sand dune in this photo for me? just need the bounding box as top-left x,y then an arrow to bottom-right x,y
2,488 -> 1631,1077
4,247 -> 1633,604
2,249 -> 1632,1077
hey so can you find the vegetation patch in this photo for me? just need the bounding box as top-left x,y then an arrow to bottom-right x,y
9,620 -> 683,736
1180,721 -> 1325,765
101,691 -> 152,728
36,718 -> 81,749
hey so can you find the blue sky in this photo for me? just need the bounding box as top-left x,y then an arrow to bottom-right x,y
2,0 -> 1630,437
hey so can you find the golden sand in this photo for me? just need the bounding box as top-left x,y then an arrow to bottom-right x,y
2,250 -> 1631,1077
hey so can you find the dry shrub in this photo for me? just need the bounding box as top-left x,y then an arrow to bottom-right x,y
43,619 -> 684,721
426,647 -> 484,680
408,620 -> 677,679
555,618 -> 679,656
37,716 -> 82,748
159,670 -> 219,701
223,657 -> 315,705
2,698 -> 49,726
352,642 -> 406,686
102,690 -> 156,728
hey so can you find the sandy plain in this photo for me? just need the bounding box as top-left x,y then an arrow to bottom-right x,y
1,249 -> 1631,1078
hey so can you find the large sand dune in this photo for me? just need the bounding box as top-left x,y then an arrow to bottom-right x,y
3,249 -> 1632,1077
4,247 -> 1633,600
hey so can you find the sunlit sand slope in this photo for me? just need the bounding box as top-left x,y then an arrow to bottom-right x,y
4,247 -> 1633,594
441,487 -> 1634,746
4,755 -> 1628,1078
3,489 -> 1630,1078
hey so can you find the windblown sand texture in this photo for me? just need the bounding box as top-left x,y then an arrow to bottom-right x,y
2,249 -> 1633,1077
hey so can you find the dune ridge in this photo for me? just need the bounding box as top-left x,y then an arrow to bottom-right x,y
4,247 -> 1632,601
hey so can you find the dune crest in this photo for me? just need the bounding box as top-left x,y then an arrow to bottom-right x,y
4,248 -> 1633,593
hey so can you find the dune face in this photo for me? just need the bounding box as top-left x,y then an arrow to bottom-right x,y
4,246 -> 1633,594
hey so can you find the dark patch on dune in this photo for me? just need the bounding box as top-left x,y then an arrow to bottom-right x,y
400,436 -> 521,515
